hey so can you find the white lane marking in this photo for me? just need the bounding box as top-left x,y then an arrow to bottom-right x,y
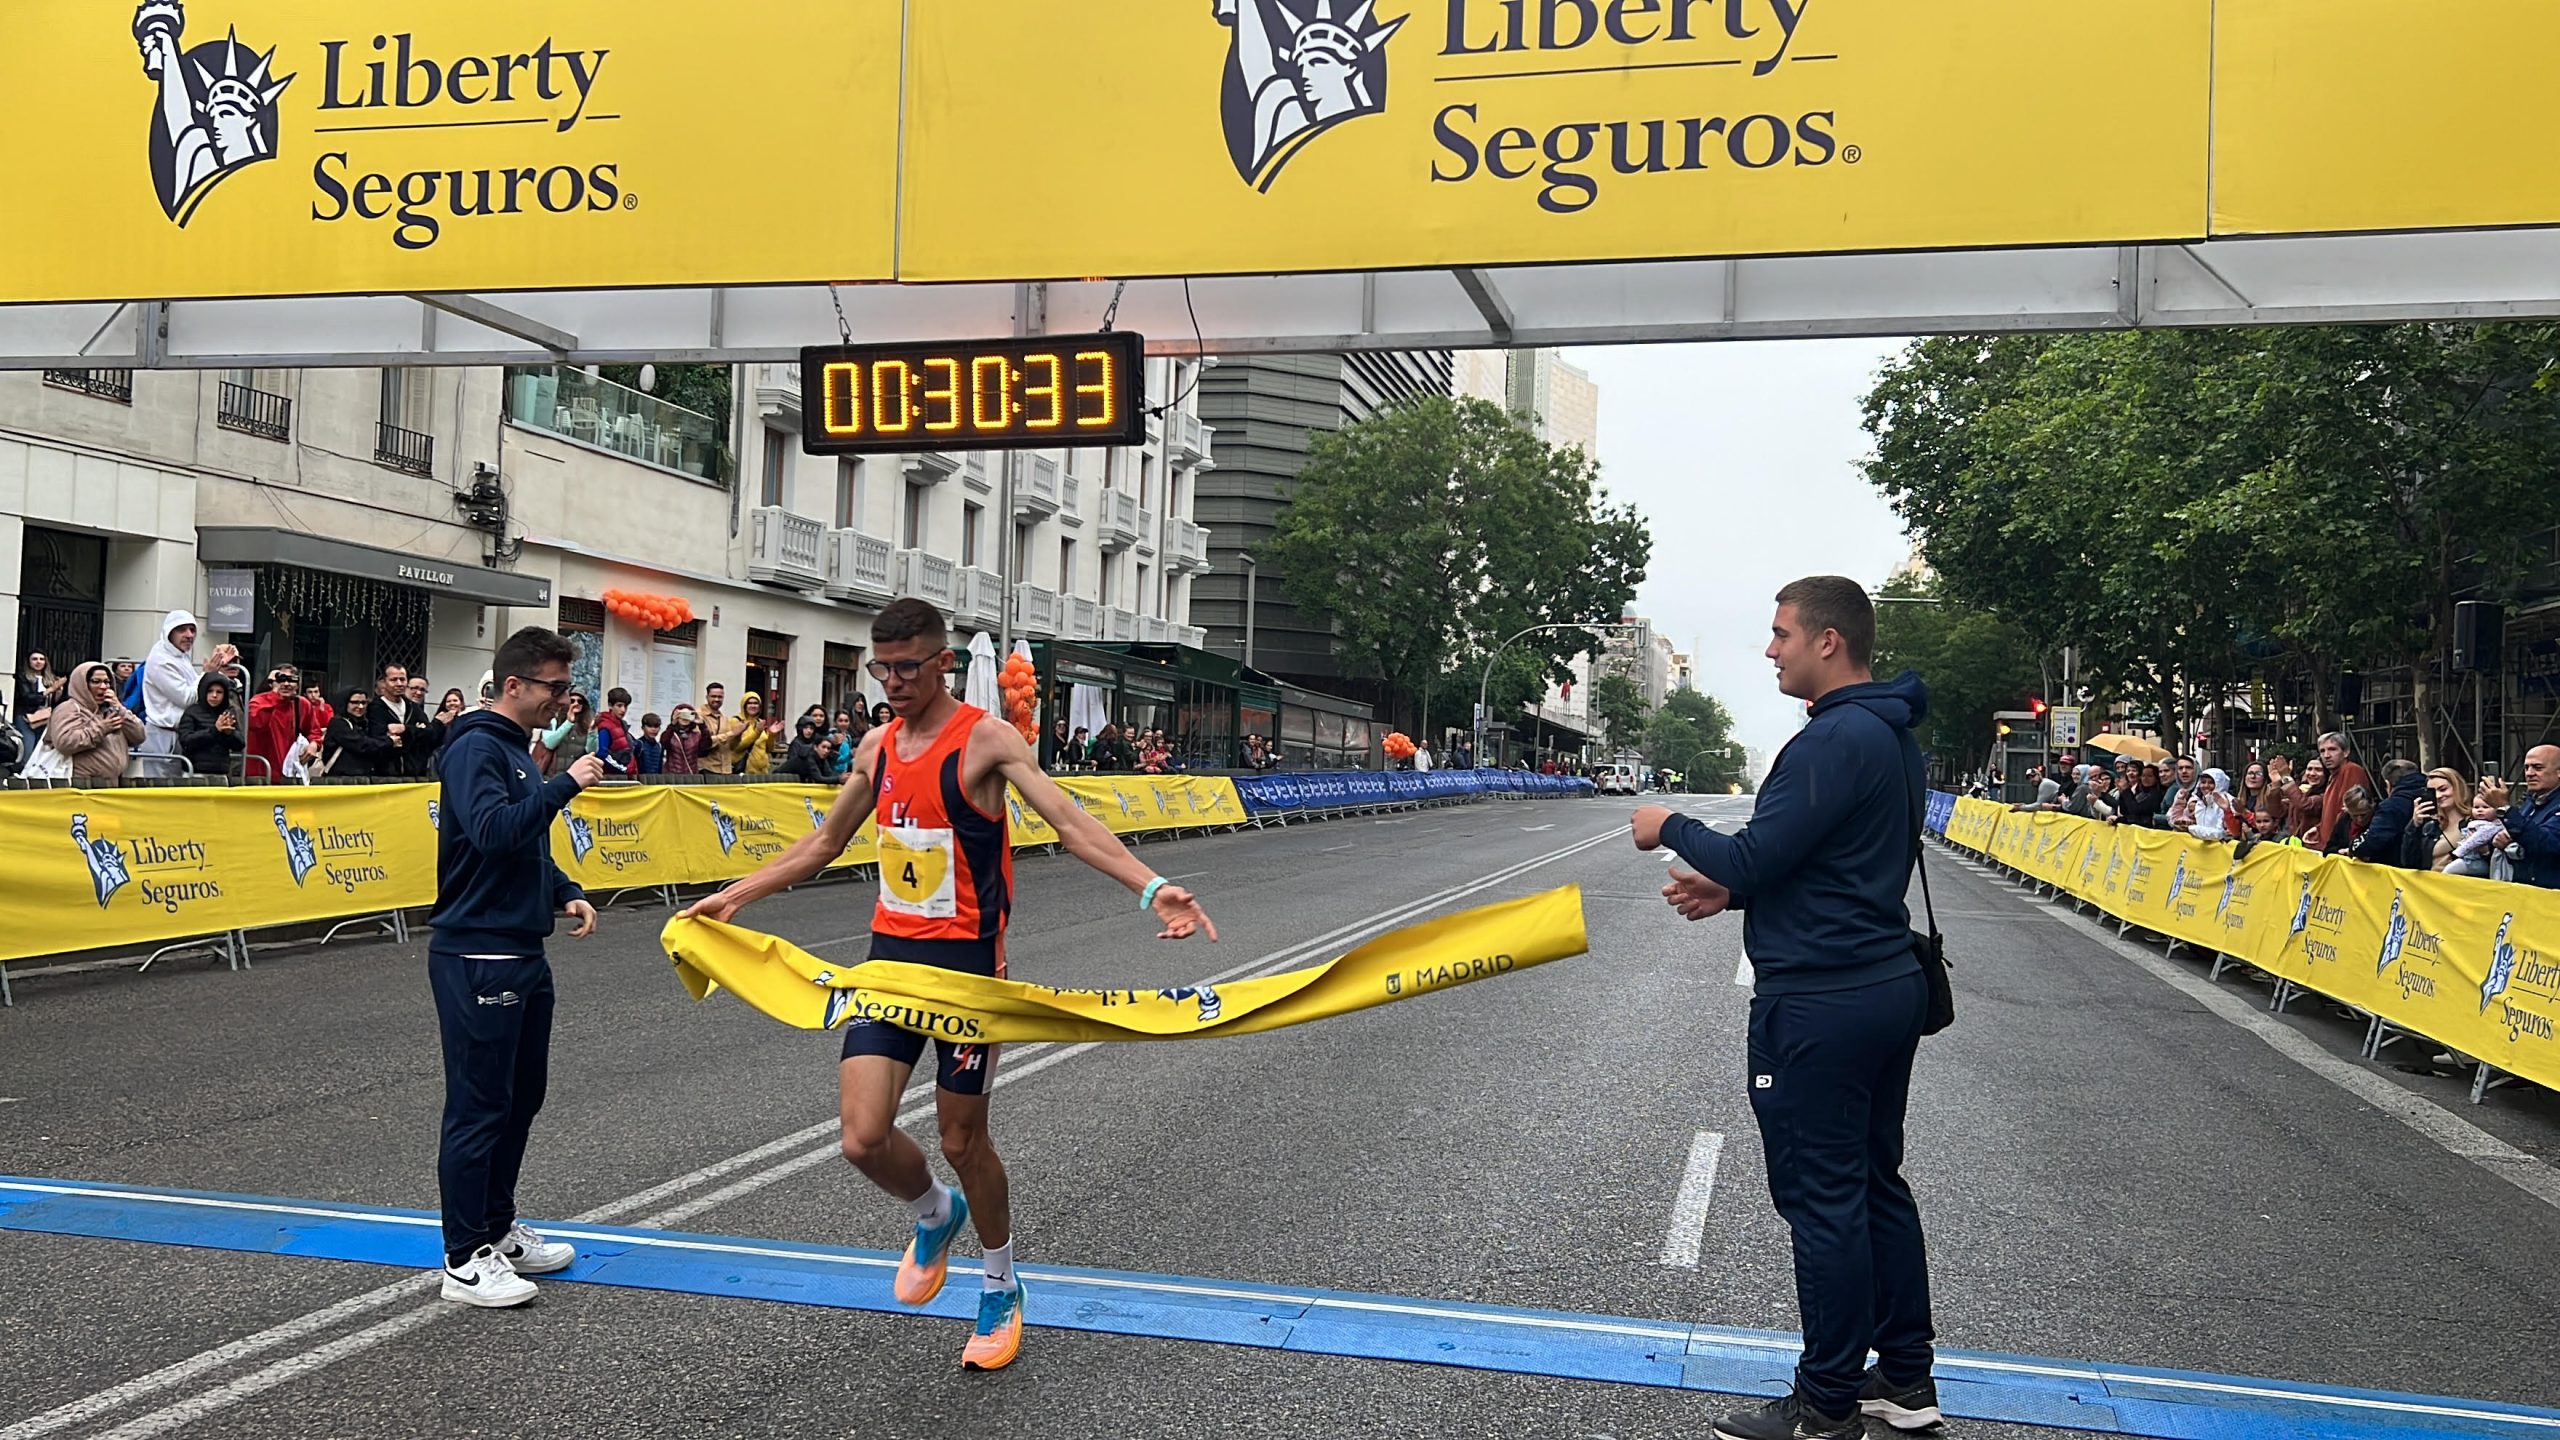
1522,825 -> 1555,832
0,1097 -> 22,1104
43,823 -> 1630,1437
1320,843 -> 1355,853
1657,1132 -> 1726,1268
1961,856 -> 2560,1214
1732,952 -> 1753,988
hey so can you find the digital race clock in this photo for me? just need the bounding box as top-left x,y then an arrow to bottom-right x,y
797,332 -> 1147,455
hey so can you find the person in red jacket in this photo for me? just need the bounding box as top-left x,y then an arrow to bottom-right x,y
2315,731 -> 2374,853
592,686 -> 637,774
246,666 -> 331,783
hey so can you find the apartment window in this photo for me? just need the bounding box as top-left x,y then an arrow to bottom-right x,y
761,429 -> 789,508
1102,552 -> 1120,607
836,459 -> 861,529
903,483 -> 929,549
41,369 -> 134,404
375,367 -> 435,477
217,368 -> 291,441
1013,523 -> 1033,584
1141,455 -> 1156,510
1103,450 -> 1120,491
1137,561 -> 1153,616
823,642 -> 864,718
746,629 -> 793,711
1059,537 -> 1078,594
962,501 -> 984,567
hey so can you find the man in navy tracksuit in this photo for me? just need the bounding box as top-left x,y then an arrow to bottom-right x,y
428,626 -> 603,1309
1633,576 -> 1942,1440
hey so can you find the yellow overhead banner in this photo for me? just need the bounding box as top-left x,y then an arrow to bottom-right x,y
899,0 -> 2215,280
0,0 -> 901,303
2209,0 -> 2560,238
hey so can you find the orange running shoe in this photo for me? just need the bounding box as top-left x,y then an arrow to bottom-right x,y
962,1281 -> 1026,1371
893,1190 -> 969,1307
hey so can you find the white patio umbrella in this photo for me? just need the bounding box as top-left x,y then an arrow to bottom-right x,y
964,630 -> 1000,713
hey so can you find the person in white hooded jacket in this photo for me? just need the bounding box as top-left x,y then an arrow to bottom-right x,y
139,610 -> 238,765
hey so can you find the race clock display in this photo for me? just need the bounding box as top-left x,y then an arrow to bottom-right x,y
798,332 -> 1147,454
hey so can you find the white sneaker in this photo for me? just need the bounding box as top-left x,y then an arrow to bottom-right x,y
441,1245 -> 538,1308
497,1222 -> 576,1275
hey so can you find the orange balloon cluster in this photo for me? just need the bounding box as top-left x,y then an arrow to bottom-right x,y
602,588 -> 695,631
999,654 -> 1040,742
1382,731 -> 1417,760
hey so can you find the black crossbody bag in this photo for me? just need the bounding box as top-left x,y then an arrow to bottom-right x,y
1901,740 -> 1955,1036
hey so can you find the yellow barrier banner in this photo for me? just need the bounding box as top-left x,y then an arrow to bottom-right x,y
1945,798 -> 2560,1090
662,885 -> 1588,1040
0,783 -> 435,958
900,0 -> 2214,281
0,0 -> 901,303
2211,0 -> 2560,238
0,774 -> 1253,964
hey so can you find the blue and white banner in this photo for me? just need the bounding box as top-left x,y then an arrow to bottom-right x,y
1925,790 -> 1958,837
1234,769 -> 1595,815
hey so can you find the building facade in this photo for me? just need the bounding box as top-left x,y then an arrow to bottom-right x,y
5,357 -> 1212,733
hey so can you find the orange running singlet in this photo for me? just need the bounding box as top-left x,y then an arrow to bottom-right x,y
870,704 -> 1012,947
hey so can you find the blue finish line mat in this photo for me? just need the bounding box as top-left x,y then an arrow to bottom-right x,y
4,1176 -> 2554,1440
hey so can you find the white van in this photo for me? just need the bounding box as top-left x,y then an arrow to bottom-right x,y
1598,763 -> 1640,795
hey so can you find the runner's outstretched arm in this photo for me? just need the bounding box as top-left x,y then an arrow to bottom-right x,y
980,717 -> 1217,941
683,730 -> 882,922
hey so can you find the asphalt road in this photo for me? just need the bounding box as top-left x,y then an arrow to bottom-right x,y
4,792 -> 2559,1440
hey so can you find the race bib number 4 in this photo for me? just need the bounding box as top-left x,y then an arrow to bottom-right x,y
878,826 -> 957,919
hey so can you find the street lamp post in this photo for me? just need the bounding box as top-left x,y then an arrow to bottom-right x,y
1239,552 -> 1258,669
1474,621 -> 1639,771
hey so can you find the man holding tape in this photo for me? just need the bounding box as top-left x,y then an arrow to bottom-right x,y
684,598 -> 1217,1371
1632,576 -> 1943,1440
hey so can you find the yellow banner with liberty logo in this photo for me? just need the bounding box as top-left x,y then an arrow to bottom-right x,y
0,785 -> 437,960
0,773 -> 1251,965
1945,798 -> 2560,1090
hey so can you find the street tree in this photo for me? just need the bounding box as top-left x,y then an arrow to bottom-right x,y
1871,576 -> 2044,778
1589,672 -> 1650,749
1269,396 -> 1650,732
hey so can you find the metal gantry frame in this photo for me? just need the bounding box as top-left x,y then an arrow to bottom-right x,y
13,230 -> 2560,371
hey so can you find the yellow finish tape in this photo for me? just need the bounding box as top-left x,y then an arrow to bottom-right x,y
663,885 -> 1588,1042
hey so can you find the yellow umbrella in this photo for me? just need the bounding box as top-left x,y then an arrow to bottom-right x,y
2086,731 -> 2170,765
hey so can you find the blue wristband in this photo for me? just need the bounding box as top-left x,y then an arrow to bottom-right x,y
1139,876 -> 1168,911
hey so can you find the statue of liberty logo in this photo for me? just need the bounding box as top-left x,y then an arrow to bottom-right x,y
132,1 -> 295,226
1157,984 -> 1224,1023
2482,914 -> 2516,1013
563,811 -> 596,864
1214,0 -> 1405,191
2166,853 -> 2188,908
710,801 -> 739,856
2289,875 -> 2315,943
803,797 -> 828,832
2377,890 -> 2408,976
2216,869 -> 2238,919
272,804 -> 319,887
426,799 -> 440,832
70,815 -> 133,909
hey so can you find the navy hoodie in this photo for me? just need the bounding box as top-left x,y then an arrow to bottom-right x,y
428,707 -> 585,953
2350,769 -> 2428,868
1660,671 -> 1930,996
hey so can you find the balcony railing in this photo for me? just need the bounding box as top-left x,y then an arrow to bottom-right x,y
894,548 -> 957,608
1099,489 -> 1141,550
1059,468 -> 1084,524
1014,584 -> 1060,636
1165,518 -> 1212,573
1013,454 -> 1061,517
43,369 -> 132,403
505,365 -> 722,483
905,451 -> 962,485
749,506 -> 827,588
753,362 -> 801,416
1067,595 -> 1103,640
1106,607 -> 1139,642
375,421 -> 435,477
1169,411 -> 1212,466
1135,505 -> 1158,555
825,528 -> 895,603
962,453 -> 993,493
217,381 -> 291,441
955,565 -> 1003,626
1172,623 -> 1208,649
1140,614 -> 1172,643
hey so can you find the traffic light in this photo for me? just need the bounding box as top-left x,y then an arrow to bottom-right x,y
2028,697 -> 2048,718
1997,723 -> 2013,736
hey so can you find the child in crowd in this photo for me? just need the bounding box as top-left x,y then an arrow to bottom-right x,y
635,713 -> 666,775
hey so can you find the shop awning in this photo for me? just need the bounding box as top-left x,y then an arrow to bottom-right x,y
197,527 -> 553,608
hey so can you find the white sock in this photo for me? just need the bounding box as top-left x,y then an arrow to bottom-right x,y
982,1240 -> 1016,1290
908,1180 -> 952,1229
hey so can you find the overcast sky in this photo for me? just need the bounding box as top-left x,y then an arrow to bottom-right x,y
1565,339 -> 1915,760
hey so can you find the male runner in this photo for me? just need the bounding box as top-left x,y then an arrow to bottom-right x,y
685,598 -> 1216,1370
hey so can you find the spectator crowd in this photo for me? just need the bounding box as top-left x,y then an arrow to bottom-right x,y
1998,733 -> 2560,891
